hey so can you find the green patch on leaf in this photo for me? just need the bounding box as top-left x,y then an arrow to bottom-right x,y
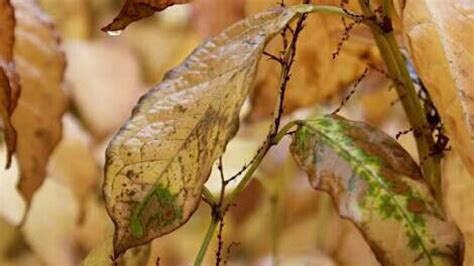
290,115 -> 463,266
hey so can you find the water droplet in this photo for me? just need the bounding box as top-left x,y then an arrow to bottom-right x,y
107,30 -> 123,36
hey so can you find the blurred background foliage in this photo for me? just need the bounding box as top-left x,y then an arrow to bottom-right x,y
0,0 -> 472,265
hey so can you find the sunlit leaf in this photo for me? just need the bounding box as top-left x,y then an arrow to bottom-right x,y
101,0 -> 191,33
104,6 -> 312,257
399,0 -> 474,177
290,115 -> 463,266
0,0 -> 19,168
11,0 -> 68,216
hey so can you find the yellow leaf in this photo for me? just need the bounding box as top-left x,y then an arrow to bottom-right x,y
104,6 -> 307,257
400,0 -> 474,177
11,0 -> 68,217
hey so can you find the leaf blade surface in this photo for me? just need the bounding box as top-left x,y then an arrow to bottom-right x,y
290,115 -> 463,266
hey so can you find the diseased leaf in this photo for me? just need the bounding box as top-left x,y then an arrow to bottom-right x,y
290,115 -> 463,266
399,0 -> 474,177
104,6 -> 310,257
0,0 -> 19,168
11,0 -> 68,215
101,0 -> 191,33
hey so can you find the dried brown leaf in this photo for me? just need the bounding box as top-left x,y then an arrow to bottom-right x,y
400,0 -> 474,177
101,0 -> 190,33
0,0 -> 19,168
11,0 -> 68,215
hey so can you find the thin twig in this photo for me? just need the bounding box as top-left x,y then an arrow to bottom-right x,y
332,67 -> 369,114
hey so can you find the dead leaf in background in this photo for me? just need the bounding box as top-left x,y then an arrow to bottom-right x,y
38,0 -> 92,39
191,0 -> 244,37
22,179 -> 79,266
102,0 -> 190,33
11,0 -> 68,216
400,0 -> 474,177
0,0 -> 19,168
104,7 -> 312,257
246,0 -> 381,120
291,115 -> 463,265
65,40 -> 145,138
48,115 -> 99,222
120,14 -> 199,85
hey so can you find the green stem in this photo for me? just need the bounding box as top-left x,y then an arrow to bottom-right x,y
202,186 -> 216,204
357,0 -> 442,203
194,216 -> 219,266
293,4 -> 365,21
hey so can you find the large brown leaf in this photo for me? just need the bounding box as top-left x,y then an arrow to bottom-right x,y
101,0 -> 191,33
104,6 -> 310,257
0,0 -> 19,168
290,115 -> 463,265
11,0 -> 67,215
399,0 -> 474,177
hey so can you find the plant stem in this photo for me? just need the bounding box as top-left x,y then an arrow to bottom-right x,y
194,215 -> 219,266
356,0 -> 441,203
293,4 -> 364,21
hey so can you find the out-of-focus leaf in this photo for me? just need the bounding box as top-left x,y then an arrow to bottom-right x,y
290,115 -> 463,266
11,0 -> 68,215
22,179 -> 79,266
191,0 -> 244,37
101,0 -> 191,33
64,40 -> 145,138
38,0 -> 92,39
104,6 -> 312,257
81,237 -> 150,266
399,0 -> 474,177
0,0 -> 19,167
247,0 -> 381,120
48,115 -> 99,222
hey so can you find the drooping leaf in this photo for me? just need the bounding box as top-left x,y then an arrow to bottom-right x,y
104,5 -> 310,257
290,115 -> 463,266
398,0 -> 474,177
11,0 -> 68,216
101,0 -> 191,33
0,0 -> 19,168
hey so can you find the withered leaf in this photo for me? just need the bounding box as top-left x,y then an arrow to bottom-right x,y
290,115 -> 463,266
11,0 -> 67,216
104,6 -> 310,257
399,0 -> 474,177
0,0 -> 19,168
101,0 -> 191,33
